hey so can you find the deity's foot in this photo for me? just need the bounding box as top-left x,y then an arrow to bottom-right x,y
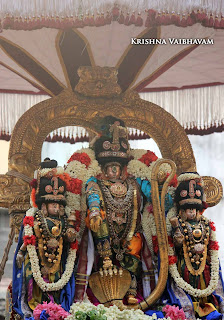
127,294 -> 138,305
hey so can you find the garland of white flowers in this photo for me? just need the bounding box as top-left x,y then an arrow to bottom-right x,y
167,208 -> 220,298
68,301 -> 171,320
127,149 -> 171,181
24,208 -> 77,292
64,148 -> 102,242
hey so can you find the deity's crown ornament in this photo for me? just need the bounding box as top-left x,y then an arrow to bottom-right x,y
92,115 -> 130,166
32,158 -> 67,209
175,172 -> 205,211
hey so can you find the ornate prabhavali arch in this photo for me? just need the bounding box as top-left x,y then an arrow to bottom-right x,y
0,66 -> 222,309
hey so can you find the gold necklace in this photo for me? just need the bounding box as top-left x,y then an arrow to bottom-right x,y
46,217 -> 62,237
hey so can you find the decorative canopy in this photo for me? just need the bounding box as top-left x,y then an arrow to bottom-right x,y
0,0 -> 224,140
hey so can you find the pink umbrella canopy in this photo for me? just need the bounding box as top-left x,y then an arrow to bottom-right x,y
0,0 -> 224,139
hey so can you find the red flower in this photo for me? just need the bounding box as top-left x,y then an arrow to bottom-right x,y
210,221 -> 216,231
67,178 -> 82,194
23,235 -> 36,246
74,210 -> 81,231
23,216 -> 34,227
166,173 -> 178,187
152,235 -> 159,254
147,204 -> 153,214
168,236 -> 174,247
168,255 -> 178,265
67,152 -> 91,168
30,179 -> 37,188
70,240 -> 78,250
138,150 -> 158,167
209,240 -> 219,251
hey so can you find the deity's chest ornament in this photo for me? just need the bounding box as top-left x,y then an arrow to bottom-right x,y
34,210 -> 68,275
178,215 -> 210,276
99,178 -> 138,261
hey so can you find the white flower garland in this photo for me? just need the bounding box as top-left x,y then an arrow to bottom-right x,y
130,149 -> 148,160
127,158 -> 171,182
37,166 -> 64,177
65,148 -> 102,218
177,173 -> 204,186
68,302 -> 171,320
24,208 -> 77,292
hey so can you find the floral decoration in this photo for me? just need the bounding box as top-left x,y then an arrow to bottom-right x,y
24,207 -> 77,292
162,305 -> 186,320
68,302 -> 172,320
210,221 -> 216,231
67,178 -> 83,194
33,302 -> 69,320
23,216 -> 34,227
67,152 -> 91,168
138,150 -> 158,167
23,234 -> 36,246
168,255 -> 178,265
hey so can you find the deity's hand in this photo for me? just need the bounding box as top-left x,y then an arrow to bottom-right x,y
65,227 -> 77,242
90,214 -> 102,233
16,251 -> 24,268
103,257 -> 113,270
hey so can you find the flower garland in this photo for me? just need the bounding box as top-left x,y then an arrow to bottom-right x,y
33,302 -> 69,320
68,302 -> 171,320
65,148 -> 102,243
177,173 -> 204,186
127,150 -> 172,182
167,208 -> 220,298
24,208 -> 77,292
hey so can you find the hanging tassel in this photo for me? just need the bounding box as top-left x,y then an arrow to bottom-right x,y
159,13 -> 167,25
180,15 -> 187,27
124,13 -> 130,26
83,14 -> 90,26
220,17 -> 224,28
118,12 -> 125,24
89,14 -> 95,26
105,11 -> 112,25
129,12 -> 136,25
155,13 -> 162,25
2,14 -> 12,29
208,14 -> 214,27
145,10 -> 156,27
135,13 -> 143,26
214,16 -> 220,29
112,5 -> 120,21
186,14 -> 194,26
95,13 -> 102,26
171,13 -> 179,25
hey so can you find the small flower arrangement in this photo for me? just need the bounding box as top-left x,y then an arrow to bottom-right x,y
162,305 -> 186,320
33,302 -> 69,320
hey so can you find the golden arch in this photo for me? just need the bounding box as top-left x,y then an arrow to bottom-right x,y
0,67 -> 197,309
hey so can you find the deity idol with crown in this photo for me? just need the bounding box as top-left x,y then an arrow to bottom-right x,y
12,159 -> 78,319
67,116 -> 175,309
168,173 -> 224,319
